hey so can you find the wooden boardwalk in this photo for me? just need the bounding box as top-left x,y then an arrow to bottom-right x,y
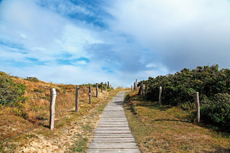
87,92 -> 140,153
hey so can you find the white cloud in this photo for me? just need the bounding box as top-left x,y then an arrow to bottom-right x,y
0,0 -> 104,61
75,60 -> 87,65
0,0 -> 65,50
146,64 -> 156,68
106,0 -> 230,72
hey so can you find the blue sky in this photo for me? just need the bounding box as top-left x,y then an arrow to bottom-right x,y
0,0 -> 230,88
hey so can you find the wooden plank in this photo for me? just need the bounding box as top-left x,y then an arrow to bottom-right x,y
100,118 -> 127,121
99,121 -> 128,124
92,138 -> 135,143
95,128 -> 130,131
94,131 -> 131,134
88,143 -> 139,149
93,134 -> 134,138
87,149 -> 140,153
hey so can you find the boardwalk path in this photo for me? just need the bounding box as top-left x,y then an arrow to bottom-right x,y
87,92 -> 140,153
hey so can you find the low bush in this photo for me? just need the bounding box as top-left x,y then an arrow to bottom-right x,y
26,77 -> 39,82
201,93 -> 230,132
0,72 -> 26,103
143,64 -> 230,106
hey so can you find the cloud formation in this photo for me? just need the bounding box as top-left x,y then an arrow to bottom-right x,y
107,0 -> 230,73
1,0 -> 230,87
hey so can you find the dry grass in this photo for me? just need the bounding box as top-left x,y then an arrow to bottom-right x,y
0,76 -> 116,152
124,90 -> 230,153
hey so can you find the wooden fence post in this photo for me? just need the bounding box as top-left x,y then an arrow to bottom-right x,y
139,83 -> 143,96
141,83 -> 146,99
105,82 -> 107,92
159,86 -> 162,105
136,79 -> 138,89
49,88 -> 56,130
193,92 -> 200,122
138,84 -> 142,95
101,82 -> 103,92
134,82 -> 136,90
75,86 -> 80,112
89,86 -> 91,104
96,83 -> 98,97
131,85 -> 133,90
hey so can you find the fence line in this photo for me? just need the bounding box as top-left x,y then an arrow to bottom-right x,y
130,80 -> 201,122
0,82 -> 112,146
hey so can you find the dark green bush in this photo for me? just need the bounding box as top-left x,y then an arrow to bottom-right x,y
200,93 -> 230,132
0,71 -> 26,103
143,64 -> 230,106
139,65 -> 230,132
26,77 -> 39,82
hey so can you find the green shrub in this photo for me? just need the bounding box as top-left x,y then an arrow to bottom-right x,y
26,77 -> 39,82
140,65 -> 230,132
200,93 -> 230,132
144,64 -> 230,106
33,89 -> 43,93
0,71 -> 26,103
181,101 -> 195,111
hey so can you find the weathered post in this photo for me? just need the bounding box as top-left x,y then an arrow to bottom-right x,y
96,83 -> 98,97
101,82 -> 103,92
108,81 -> 109,88
134,82 -> 136,90
159,86 -> 162,105
105,82 -> 107,92
89,86 -> 91,104
139,83 -> 142,96
75,86 -> 80,112
141,83 -> 145,99
193,92 -> 200,123
49,88 -> 56,130
131,85 -> 133,90
138,84 -> 142,95
136,79 -> 138,89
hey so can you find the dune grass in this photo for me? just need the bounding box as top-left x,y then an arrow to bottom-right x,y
124,90 -> 230,153
0,75 -> 119,152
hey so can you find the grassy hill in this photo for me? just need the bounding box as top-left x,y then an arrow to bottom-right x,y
0,71 -> 121,152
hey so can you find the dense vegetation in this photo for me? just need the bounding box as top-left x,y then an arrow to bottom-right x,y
0,71 -> 26,103
139,64 -> 230,132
